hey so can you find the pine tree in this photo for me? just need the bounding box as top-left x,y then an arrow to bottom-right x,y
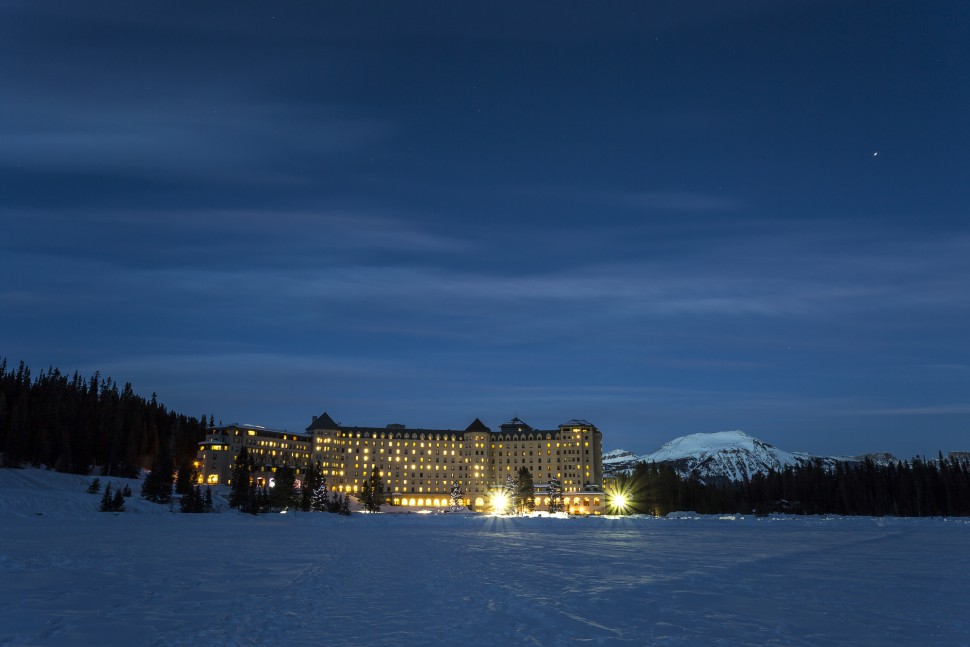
338,493 -> 351,515
500,473 -> 516,514
270,466 -> 297,511
179,487 -> 195,512
111,487 -> 125,512
300,464 -> 323,512
140,453 -> 174,504
515,467 -> 535,514
547,476 -> 564,513
241,481 -> 260,515
326,490 -> 341,513
175,457 -> 198,496
139,461 -> 154,503
311,478 -> 329,512
450,482 -> 464,511
180,484 -> 209,513
504,474 -> 516,494
122,483 -> 132,497
100,483 -> 113,511
362,467 -> 384,513
359,478 -> 372,512
299,475 -> 311,512
242,483 -> 268,515
259,485 -> 271,514
87,477 -> 101,494
228,448 -> 252,509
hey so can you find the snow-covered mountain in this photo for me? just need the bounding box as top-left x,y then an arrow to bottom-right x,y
604,430 -> 899,483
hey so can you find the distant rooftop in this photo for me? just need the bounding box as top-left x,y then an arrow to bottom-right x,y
212,422 -> 302,437
303,411 -> 598,437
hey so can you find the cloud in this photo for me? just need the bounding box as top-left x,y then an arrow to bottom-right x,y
609,191 -> 740,213
0,97 -> 391,183
858,405 -> 970,416
0,208 -> 471,276
9,217 -> 967,356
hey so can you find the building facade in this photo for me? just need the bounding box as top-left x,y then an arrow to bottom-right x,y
196,412 -> 605,514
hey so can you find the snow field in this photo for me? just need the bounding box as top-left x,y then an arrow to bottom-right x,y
1,469 -> 969,646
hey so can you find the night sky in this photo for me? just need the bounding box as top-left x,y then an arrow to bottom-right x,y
2,1 -> 969,458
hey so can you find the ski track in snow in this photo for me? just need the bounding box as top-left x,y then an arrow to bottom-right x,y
1,469 -> 969,646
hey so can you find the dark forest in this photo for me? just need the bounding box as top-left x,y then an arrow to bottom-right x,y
0,358 -> 207,476
613,457 -> 970,518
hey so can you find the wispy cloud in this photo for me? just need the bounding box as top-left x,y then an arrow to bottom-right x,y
0,98 -> 391,181
608,191 -> 740,213
859,405 -> 970,416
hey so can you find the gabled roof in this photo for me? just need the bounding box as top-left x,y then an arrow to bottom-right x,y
500,416 -> 533,432
465,418 -> 491,432
306,411 -> 339,431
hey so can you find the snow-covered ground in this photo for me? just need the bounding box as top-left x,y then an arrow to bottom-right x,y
1,468 -> 969,646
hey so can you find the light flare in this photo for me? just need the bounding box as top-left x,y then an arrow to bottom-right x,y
490,491 -> 509,515
607,488 -> 632,514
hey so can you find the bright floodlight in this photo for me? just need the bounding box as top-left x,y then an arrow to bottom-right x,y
609,492 -> 629,513
490,492 -> 509,514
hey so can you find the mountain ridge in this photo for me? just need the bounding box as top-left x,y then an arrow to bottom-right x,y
604,430 -> 902,483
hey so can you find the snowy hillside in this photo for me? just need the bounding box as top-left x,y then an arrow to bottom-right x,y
601,448 -> 642,472
605,430 -> 899,483
0,468 -> 162,518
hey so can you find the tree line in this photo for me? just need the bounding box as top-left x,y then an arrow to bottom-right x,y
613,455 -> 970,517
226,447 -> 360,515
0,359 -> 209,475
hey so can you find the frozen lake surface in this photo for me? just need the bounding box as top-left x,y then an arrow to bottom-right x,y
1,469 -> 968,646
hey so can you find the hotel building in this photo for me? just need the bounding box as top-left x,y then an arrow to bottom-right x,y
196,412 -> 605,514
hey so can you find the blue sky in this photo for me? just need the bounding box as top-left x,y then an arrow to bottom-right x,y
2,1 -> 968,458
